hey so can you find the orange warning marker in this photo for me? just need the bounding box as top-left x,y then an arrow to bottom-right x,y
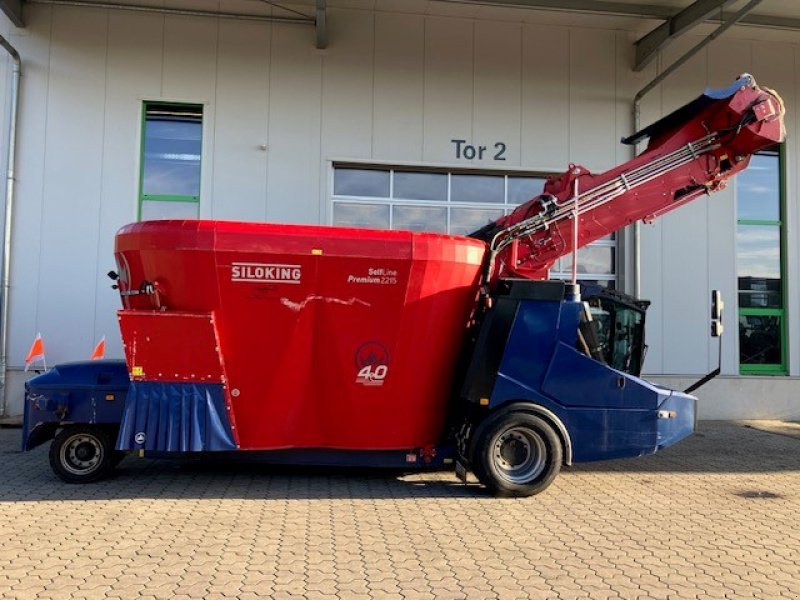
90,336 -> 106,360
24,333 -> 46,372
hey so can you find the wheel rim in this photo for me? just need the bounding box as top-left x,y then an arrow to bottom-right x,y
491,426 -> 547,485
60,433 -> 104,476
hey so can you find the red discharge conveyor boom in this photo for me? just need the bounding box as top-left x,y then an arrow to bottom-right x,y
471,73 -> 785,282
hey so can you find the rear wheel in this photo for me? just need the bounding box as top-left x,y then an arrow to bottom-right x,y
472,412 -> 562,497
49,426 -> 117,483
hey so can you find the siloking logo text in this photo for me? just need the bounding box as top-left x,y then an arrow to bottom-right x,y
231,262 -> 302,284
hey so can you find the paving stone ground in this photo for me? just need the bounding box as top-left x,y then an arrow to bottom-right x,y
1,421 -> 799,599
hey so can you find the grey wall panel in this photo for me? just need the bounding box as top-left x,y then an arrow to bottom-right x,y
705,184 -> 738,376
373,13 -> 424,161
168,0 -> 221,12
639,219 -> 664,376
658,37 -> 710,375
265,25 -> 321,224
661,201 -> 711,375
614,32 -> 654,297
212,19 -> 271,222
319,9 -> 375,222
707,39 -> 752,376
321,10 -> 374,160
6,5 -> 52,366
568,29 -> 616,172
520,23 -> 568,172
162,16 -> 218,102
93,11 -> 165,360
473,21 -> 522,168
161,15 -> 218,220
707,38 -> 751,91
649,375 -> 800,420
35,6 -> 107,365
614,31 -> 658,168
638,63 -> 675,376
422,17 -> 473,164
638,67 -> 665,385
220,0 -> 276,17
378,0 -> 428,14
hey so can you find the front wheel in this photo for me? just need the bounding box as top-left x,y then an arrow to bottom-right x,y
472,412 -> 563,497
49,426 -> 117,483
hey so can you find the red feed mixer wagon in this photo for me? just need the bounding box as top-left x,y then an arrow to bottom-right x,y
24,74 -> 785,497
114,223 -> 486,452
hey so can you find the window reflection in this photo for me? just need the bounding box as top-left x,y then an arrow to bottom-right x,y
450,207 -> 504,236
393,206 -> 447,232
333,202 -> 390,229
557,246 -> 615,276
736,225 -> 782,309
739,314 -> 782,365
737,152 -> 780,222
507,177 -> 546,205
736,225 -> 780,279
451,174 -> 504,203
736,146 -> 784,373
142,105 -> 203,198
333,168 -> 390,198
738,276 -> 782,309
394,171 -> 447,201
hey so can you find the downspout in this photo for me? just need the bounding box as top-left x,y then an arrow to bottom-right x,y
0,34 -> 20,417
631,0 -> 763,297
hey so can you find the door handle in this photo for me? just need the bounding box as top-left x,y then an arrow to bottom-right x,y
617,376 -> 626,389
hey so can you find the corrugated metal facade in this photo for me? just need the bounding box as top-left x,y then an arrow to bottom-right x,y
0,1 -> 799,418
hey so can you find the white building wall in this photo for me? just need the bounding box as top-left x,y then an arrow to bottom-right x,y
0,1 -> 798,418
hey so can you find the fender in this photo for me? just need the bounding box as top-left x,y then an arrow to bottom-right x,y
22,360 -> 129,451
471,401 -> 573,466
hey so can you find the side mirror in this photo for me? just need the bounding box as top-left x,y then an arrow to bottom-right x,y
711,289 -> 724,337
711,289 -> 724,320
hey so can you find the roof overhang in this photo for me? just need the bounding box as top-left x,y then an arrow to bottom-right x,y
2,1 -> 329,48
436,0 -> 800,30
0,0 -> 23,27
634,0 -> 743,71
436,0 -> 800,71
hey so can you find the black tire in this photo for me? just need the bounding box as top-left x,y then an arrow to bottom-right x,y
472,412 -> 562,497
49,426 -> 117,484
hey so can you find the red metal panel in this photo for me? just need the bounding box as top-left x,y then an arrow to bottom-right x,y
115,221 -> 486,451
117,310 -> 226,384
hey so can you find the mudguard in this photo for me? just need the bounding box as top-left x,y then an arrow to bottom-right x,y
22,360 -> 129,450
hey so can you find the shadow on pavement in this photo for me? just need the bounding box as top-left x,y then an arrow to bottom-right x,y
1,421 -> 798,502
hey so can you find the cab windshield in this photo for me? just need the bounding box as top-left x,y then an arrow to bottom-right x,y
586,296 -> 647,376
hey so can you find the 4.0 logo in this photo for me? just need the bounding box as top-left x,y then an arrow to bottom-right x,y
354,341 -> 390,387
356,364 -> 388,386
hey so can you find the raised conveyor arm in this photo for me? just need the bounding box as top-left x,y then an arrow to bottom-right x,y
472,74 -> 785,282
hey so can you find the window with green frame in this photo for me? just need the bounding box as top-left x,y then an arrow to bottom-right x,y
737,146 -> 786,374
139,102 -> 203,220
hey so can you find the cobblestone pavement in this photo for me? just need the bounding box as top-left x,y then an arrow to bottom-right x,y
1,422 -> 799,600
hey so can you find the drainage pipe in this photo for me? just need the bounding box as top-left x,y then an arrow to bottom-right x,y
631,0 -> 763,297
0,34 -> 20,417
